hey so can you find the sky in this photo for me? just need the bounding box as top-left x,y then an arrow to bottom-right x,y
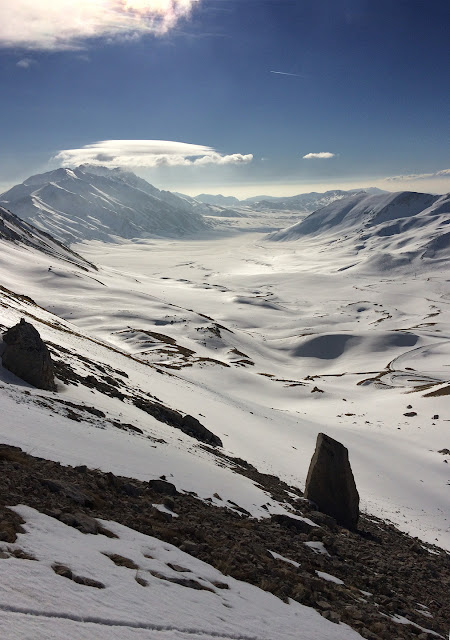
0,0 -> 449,198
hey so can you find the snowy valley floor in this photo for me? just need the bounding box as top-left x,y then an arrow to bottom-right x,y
73,230 -> 449,549
0,220 -> 449,639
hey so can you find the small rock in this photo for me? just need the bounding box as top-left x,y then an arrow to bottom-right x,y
135,575 -> 149,587
148,479 -> 178,496
321,610 -> 340,623
180,541 -> 203,556
41,479 -> 94,506
104,553 -> 139,570
59,511 -> 99,534
120,482 -> 142,497
308,510 -> 337,529
270,513 -> 314,534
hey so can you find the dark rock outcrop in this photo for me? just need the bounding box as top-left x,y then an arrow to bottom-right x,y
2,319 -> 56,391
270,513 -> 315,534
134,398 -> 222,447
304,433 -> 359,530
148,479 -> 178,496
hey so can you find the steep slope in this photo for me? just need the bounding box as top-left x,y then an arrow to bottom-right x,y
268,191 -> 450,267
0,166 -> 209,244
0,204 -> 94,271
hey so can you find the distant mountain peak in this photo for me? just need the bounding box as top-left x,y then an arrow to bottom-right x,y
0,166 -> 209,244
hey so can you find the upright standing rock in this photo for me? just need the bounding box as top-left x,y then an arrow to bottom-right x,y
304,432 -> 359,529
2,319 -> 56,391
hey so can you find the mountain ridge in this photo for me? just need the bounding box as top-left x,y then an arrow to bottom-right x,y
0,204 -> 95,271
195,187 -> 387,210
0,166 -> 210,244
268,190 -> 450,269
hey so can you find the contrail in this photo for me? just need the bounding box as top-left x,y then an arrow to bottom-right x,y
270,70 -> 305,78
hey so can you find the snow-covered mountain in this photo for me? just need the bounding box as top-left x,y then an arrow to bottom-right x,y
0,204 -> 94,271
0,166 -> 209,244
194,188 -> 387,212
0,190 -> 449,638
247,190 -> 364,212
194,193 -> 241,206
268,190 -> 450,268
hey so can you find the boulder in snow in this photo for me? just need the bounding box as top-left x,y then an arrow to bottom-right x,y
2,319 -> 56,391
304,433 -> 359,530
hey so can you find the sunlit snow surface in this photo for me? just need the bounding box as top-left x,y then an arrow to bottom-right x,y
0,506 -> 363,640
0,197 -> 449,555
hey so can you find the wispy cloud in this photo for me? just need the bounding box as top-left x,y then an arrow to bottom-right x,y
16,57 -> 36,69
54,140 -> 253,168
303,152 -> 336,159
270,70 -> 305,78
385,169 -> 450,182
0,1 -> 201,51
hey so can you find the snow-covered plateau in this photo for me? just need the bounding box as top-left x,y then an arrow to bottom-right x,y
0,177 -> 449,639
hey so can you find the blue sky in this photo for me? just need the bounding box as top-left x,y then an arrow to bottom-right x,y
0,0 -> 448,197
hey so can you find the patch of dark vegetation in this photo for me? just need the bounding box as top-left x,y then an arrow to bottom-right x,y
1,444 -> 448,640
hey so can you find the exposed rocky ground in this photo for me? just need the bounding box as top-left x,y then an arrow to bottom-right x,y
0,443 -> 448,640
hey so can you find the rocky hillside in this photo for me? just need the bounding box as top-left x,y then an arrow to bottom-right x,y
1,443 -> 448,640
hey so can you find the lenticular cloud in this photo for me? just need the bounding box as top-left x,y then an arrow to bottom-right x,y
0,0 -> 200,51
54,140 -> 253,168
303,152 -> 336,160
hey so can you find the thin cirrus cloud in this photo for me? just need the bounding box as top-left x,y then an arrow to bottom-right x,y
0,0 -> 200,51
303,152 -> 336,159
54,140 -> 253,168
385,169 -> 450,182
